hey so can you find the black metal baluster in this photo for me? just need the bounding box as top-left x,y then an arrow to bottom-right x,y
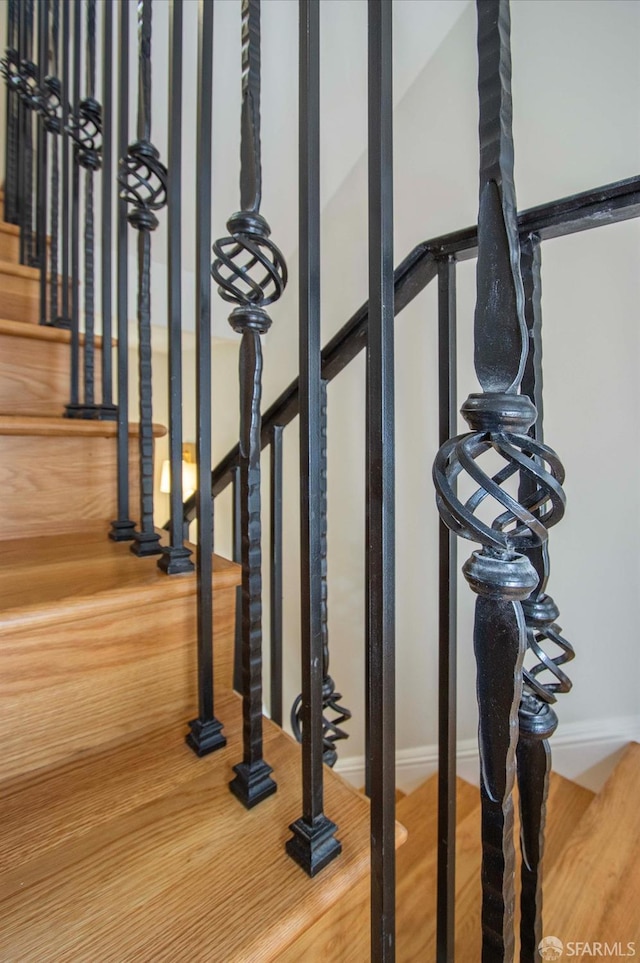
66,0 -> 102,418
432,3 -> 566,959
158,0 -> 194,575
436,254 -> 458,963
3,0 -> 20,224
119,0 -> 167,557
517,235 -> 574,963
232,464 -> 242,694
185,0 -> 226,758
15,1 -> 26,259
66,0 -> 81,409
211,0 -> 286,808
99,0 -> 116,420
58,0 -> 71,330
367,1 -> 395,957
269,425 -> 283,727
36,0 -> 48,327
43,0 -> 64,329
109,0 -> 135,543
227,305 -> 277,807
286,0 -> 341,876
291,379 -> 351,766
20,0 -> 36,267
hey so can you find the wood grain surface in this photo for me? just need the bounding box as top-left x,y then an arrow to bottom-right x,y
0,318 -> 109,416
0,531 -> 239,779
0,689 -> 391,963
544,743 -> 640,949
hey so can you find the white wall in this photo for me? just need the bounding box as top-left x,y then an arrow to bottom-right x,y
254,0 -> 640,789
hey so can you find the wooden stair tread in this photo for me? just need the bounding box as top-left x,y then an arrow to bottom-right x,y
0,316 -> 111,347
0,528 -> 238,629
0,258 -> 40,280
396,774 -> 479,962
544,742 -> 640,946
0,413 -> 166,438
0,687 -> 402,963
396,771 -> 595,962
0,220 -> 20,236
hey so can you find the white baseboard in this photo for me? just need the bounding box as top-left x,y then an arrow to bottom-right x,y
334,715 -> 640,794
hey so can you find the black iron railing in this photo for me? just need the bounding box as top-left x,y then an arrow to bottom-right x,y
2,1 -> 639,961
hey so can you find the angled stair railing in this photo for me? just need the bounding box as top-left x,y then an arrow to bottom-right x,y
2,1 -> 639,961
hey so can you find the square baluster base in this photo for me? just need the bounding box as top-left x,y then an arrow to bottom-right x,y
186,716 -> 227,757
286,814 -> 342,877
229,759 -> 277,810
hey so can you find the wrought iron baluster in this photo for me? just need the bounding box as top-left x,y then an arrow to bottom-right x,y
269,425 -> 284,726
66,0 -> 103,419
211,0 -> 286,808
67,0 -> 81,409
286,0 -> 341,876
436,254 -> 458,963
99,0 -> 116,419
517,234 -> 574,963
185,0 -> 226,758
432,3 -> 566,960
158,0 -> 194,575
367,1 -> 395,956
16,0 -> 36,266
42,0 -> 64,329
59,0 -> 71,330
36,0 -> 48,324
291,379 -> 352,767
119,0 -> 166,557
109,0 -> 136,542
3,0 -> 20,224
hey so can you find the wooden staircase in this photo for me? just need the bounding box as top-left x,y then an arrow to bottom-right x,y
1,201 -> 638,961
0,209 -> 382,960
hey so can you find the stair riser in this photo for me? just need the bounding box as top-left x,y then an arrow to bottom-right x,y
0,585 -> 235,781
0,330 -> 104,417
0,269 -> 69,325
0,228 -> 20,263
0,433 -> 139,541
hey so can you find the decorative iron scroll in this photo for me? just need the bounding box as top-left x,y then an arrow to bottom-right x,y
433,2 -> 567,960
215,0 -> 287,809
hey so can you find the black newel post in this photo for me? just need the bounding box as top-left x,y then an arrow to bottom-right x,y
119,0 -> 167,557
516,235 -> 574,963
211,0 -> 287,809
432,3 -> 566,960
291,380 -> 352,768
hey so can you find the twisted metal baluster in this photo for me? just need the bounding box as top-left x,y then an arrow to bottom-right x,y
44,0 -> 62,327
291,380 -> 352,767
2,0 -> 20,223
432,3 -> 566,959
213,0 -> 287,809
66,0 -> 103,415
119,0 -> 167,557
17,0 -> 36,265
517,235 -> 574,963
